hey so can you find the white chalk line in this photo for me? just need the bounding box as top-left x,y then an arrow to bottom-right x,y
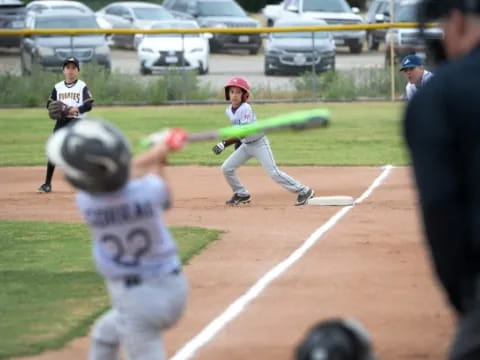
169,165 -> 394,360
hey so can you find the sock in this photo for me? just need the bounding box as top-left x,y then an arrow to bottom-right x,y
44,161 -> 55,185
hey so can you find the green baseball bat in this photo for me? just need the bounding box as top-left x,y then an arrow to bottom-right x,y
141,108 -> 330,148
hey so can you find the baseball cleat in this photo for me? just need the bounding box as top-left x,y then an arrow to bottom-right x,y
226,194 -> 251,205
37,183 -> 52,193
295,188 -> 314,206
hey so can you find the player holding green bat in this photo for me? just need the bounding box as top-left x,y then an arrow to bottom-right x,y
213,77 -> 316,206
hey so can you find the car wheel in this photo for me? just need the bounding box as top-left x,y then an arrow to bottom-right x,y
20,52 -> 30,76
367,32 -> 379,51
264,60 -> 274,76
384,53 -> 392,68
198,61 -> 209,75
349,42 -> 363,54
249,48 -> 260,55
140,65 -> 152,75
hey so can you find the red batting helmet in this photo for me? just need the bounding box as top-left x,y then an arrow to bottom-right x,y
224,77 -> 250,102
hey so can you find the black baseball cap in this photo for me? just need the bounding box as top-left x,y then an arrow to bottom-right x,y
63,57 -> 80,70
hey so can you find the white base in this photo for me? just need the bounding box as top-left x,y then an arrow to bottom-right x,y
307,196 -> 355,206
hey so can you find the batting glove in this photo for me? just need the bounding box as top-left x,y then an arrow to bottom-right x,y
212,141 -> 225,155
145,128 -> 187,152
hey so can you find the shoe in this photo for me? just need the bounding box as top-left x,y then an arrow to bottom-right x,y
226,193 -> 251,205
295,188 -> 314,206
37,183 -> 52,193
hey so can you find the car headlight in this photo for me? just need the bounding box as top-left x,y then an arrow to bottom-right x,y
189,47 -> 204,53
267,47 -> 282,55
140,47 -> 154,53
95,44 -> 110,55
320,50 -> 335,57
36,46 -> 54,56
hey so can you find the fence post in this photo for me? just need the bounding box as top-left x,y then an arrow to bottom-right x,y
181,32 -> 187,104
311,31 -> 316,98
389,0 -> 396,101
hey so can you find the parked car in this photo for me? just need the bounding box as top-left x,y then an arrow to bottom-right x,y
274,0 -> 365,54
0,0 -> 26,48
262,0 -> 284,27
162,0 -> 262,54
364,0 -> 393,50
96,1 -> 175,49
26,0 -> 112,30
384,0 -> 443,65
264,18 -> 335,75
20,10 -> 111,74
137,20 -> 210,75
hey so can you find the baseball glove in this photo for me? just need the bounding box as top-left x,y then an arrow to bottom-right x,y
48,101 -> 70,121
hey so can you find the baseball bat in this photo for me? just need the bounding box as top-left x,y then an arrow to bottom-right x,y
141,108 -> 330,149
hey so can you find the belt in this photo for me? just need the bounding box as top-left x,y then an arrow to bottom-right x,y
123,268 -> 181,288
244,135 -> 264,144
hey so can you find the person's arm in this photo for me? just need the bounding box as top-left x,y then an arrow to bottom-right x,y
131,129 -> 187,179
404,82 -> 468,314
74,86 -> 94,115
46,88 -> 57,108
405,83 -> 414,101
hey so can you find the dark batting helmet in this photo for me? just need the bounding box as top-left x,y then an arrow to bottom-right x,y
46,119 -> 131,193
224,77 -> 250,102
295,318 -> 375,360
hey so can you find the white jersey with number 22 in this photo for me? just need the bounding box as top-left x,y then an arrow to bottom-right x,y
75,174 -> 180,279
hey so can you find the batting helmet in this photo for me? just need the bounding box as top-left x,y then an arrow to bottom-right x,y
295,318 -> 375,360
224,77 -> 250,102
46,119 -> 131,193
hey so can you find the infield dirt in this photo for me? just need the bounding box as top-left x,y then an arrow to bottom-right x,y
1,165 -> 453,360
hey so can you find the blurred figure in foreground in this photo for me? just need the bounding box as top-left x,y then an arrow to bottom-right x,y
404,0 -> 480,358
295,318 -> 376,360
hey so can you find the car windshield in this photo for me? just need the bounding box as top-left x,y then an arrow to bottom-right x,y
133,7 -> 174,20
147,23 -> 200,37
272,29 -> 329,39
198,1 -> 246,17
394,3 -> 418,22
53,6 -> 90,13
303,0 -> 351,13
36,16 -> 98,28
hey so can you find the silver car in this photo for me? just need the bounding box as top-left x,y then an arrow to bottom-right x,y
20,10 -> 111,74
96,1 -> 175,49
0,0 -> 26,48
264,19 -> 336,75
26,0 -> 113,30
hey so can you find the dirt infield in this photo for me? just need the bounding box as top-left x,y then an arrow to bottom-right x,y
1,165 -> 454,360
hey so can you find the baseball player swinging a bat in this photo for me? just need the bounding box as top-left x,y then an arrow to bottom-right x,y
213,77 -> 315,206
46,119 -> 189,360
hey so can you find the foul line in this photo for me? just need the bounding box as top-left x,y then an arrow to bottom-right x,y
170,165 -> 394,360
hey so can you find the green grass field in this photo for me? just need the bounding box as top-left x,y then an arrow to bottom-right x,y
0,221 -> 221,359
0,102 -> 408,166
0,102 -> 408,358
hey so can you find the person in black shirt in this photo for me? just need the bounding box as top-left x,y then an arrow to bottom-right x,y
404,1 -> 480,359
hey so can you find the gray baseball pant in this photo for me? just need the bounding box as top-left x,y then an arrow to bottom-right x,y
89,272 -> 188,360
221,136 -> 308,197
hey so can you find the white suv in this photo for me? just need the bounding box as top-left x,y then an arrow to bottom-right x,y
275,0 -> 365,54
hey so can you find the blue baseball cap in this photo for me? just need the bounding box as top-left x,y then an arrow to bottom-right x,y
400,54 -> 423,71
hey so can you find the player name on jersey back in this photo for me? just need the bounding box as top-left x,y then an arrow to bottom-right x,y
84,201 -> 154,227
